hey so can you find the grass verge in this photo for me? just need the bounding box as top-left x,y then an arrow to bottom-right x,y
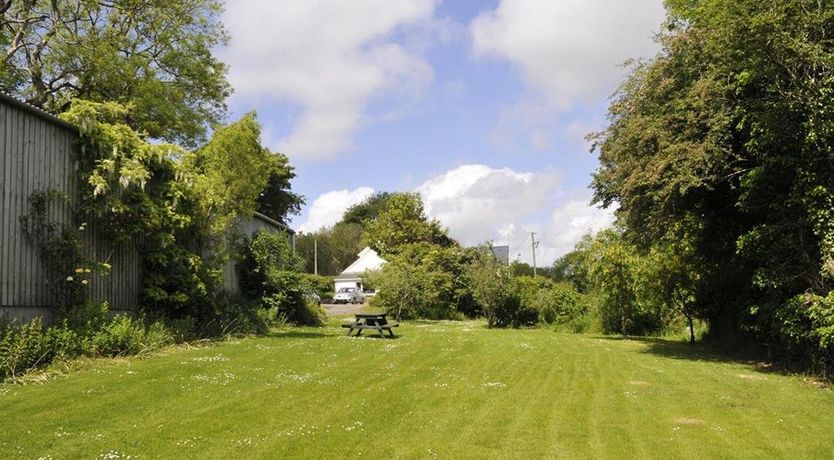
2,319 -> 832,458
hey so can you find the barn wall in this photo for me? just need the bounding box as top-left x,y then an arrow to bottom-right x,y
222,214 -> 295,296
0,96 -> 141,322
0,96 -> 295,322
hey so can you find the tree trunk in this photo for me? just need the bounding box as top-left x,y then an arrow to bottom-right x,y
687,313 -> 695,344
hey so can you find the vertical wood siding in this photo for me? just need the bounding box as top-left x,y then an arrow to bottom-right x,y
221,215 -> 295,295
0,98 -> 141,319
0,97 -> 294,321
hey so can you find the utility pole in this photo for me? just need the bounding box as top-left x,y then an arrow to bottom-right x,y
506,230 -> 511,266
530,232 -> 538,277
313,238 -> 318,275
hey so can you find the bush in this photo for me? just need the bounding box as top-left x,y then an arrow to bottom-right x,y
302,273 -> 333,299
89,315 -> 144,356
530,283 -> 586,325
45,325 -> 83,358
0,313 -> 181,381
61,301 -> 110,331
0,318 -> 53,380
299,300 -> 326,327
239,230 -> 323,326
255,306 -> 287,333
757,293 -> 834,378
262,290 -> 325,327
89,314 -> 174,357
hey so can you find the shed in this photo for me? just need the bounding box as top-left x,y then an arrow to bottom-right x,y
222,212 -> 295,295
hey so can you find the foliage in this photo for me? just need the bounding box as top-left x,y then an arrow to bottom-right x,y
295,191 -> 401,276
0,318 -> 53,381
753,292 -> 834,378
509,261 -> 553,279
342,192 -> 394,225
0,0 -> 230,144
240,230 -> 324,326
59,101 -> 208,317
60,101 -> 301,322
185,112 -> 283,238
363,192 -> 452,256
89,315 -> 172,357
365,255 -> 443,321
466,248 -> 519,327
512,276 -> 590,330
296,223 -> 365,275
633,236 -> 700,342
248,229 -> 305,275
19,189 -> 87,309
257,155 -> 305,225
591,0 -> 834,371
302,274 -> 334,300
366,243 -> 478,320
551,236 -> 594,293
584,230 -> 664,336
0,313 -> 177,381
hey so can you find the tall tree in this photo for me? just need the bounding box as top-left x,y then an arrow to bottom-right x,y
1,0 -> 230,144
257,156 -> 304,225
295,223 -> 365,275
363,192 -> 452,256
342,192 -> 393,225
185,112 -> 300,250
592,0 -> 834,347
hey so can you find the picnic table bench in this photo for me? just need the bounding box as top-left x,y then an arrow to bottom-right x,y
342,313 -> 399,338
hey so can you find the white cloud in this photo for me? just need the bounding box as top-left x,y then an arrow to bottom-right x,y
416,164 -> 613,264
539,199 -> 615,262
222,0 -> 438,160
417,164 -> 560,245
297,187 -> 375,232
470,0 -> 666,108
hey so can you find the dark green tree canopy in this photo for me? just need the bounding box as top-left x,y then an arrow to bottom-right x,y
592,0 -> 834,362
363,192 -> 453,256
342,192 -> 393,226
1,0 -> 231,145
257,155 -> 305,225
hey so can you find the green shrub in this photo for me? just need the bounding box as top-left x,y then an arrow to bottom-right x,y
0,318 -> 53,380
255,306 -> 287,333
261,288 -> 325,326
534,285 -> 579,323
90,315 -> 146,356
302,273 -> 333,299
760,293 -> 834,378
61,301 -> 110,331
143,321 -> 176,354
45,325 -> 83,358
239,230 -> 322,326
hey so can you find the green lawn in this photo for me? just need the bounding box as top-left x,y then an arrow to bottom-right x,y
2,319 -> 833,459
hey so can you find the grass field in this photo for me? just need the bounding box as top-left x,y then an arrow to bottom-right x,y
2,319 -> 833,459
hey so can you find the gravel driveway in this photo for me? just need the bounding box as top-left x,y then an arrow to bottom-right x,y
321,302 -> 365,317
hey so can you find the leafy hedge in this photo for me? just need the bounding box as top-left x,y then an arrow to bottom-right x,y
0,299 -> 287,382
0,314 -> 173,382
239,230 -> 326,326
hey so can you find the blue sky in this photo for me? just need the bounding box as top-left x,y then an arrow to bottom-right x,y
220,0 -> 666,264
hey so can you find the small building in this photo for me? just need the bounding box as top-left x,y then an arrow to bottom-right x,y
334,247 -> 386,292
491,245 -> 510,264
223,212 -> 295,296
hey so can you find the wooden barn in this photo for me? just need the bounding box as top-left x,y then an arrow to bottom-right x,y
0,94 -> 292,323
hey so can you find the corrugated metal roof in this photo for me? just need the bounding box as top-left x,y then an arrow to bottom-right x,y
0,92 -> 77,132
253,211 -> 295,235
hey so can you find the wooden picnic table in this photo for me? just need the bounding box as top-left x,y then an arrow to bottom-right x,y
341,312 -> 399,338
